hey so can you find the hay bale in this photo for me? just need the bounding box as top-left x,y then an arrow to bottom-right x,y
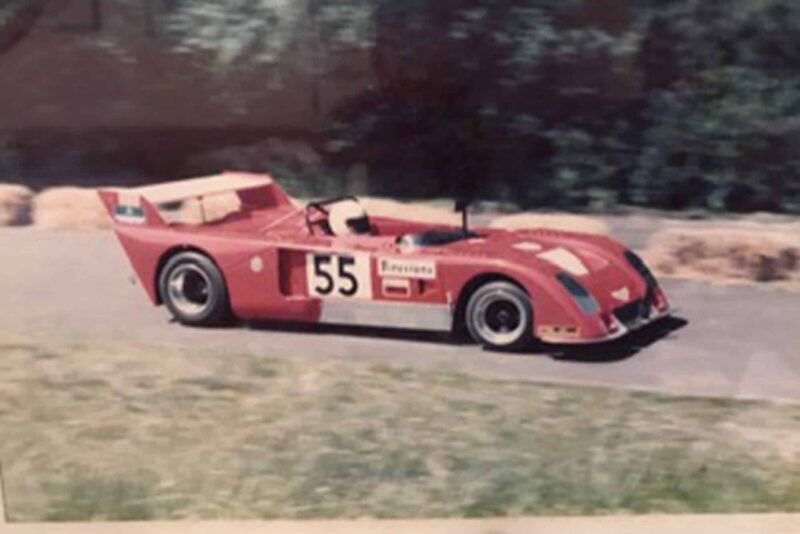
643,227 -> 800,283
0,183 -> 33,226
489,213 -> 610,236
33,187 -> 111,230
359,197 -> 461,226
169,192 -> 243,225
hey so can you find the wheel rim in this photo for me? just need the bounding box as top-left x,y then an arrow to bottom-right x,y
471,290 -> 527,346
167,264 -> 212,316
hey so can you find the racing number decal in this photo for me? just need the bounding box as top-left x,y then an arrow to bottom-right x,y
310,255 -> 334,295
306,253 -> 372,299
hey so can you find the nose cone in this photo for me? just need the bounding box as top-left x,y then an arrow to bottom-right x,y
486,228 -> 670,342
504,228 -> 664,309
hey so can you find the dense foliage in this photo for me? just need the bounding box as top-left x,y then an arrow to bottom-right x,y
4,0 -> 800,212
323,0 -> 800,211
162,0 -> 800,211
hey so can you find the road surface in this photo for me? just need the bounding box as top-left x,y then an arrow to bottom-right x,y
0,228 -> 798,402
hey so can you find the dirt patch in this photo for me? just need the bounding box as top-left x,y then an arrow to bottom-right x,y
160,195 -> 615,233
164,192 -> 243,225
490,213 -> 610,236
289,197 -> 460,226
23,181 -> 614,233
360,197 -> 461,226
33,187 -> 112,230
0,183 -> 33,226
643,226 -> 800,284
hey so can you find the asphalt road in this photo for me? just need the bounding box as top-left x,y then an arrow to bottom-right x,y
1,228 -> 799,402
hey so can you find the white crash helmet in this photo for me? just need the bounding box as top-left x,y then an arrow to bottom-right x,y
328,199 -> 371,236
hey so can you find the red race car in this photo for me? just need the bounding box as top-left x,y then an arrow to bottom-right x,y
99,172 -> 669,351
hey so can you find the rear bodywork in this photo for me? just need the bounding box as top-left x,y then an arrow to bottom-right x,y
99,172 -> 670,344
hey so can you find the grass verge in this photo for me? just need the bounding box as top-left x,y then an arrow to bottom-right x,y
0,331 -> 799,521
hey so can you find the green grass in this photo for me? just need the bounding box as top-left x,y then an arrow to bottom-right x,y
0,332 -> 799,521
43,477 -> 155,522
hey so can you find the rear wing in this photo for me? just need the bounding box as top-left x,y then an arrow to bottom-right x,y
98,172 -> 292,227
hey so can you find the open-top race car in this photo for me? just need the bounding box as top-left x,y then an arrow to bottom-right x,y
99,172 -> 669,351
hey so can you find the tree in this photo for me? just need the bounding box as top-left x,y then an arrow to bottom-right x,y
630,0 -> 800,211
0,0 -> 47,53
41,0 -> 800,212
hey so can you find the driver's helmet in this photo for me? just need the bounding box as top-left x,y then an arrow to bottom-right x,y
328,200 -> 371,236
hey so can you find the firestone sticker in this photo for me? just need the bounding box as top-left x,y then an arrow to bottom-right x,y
378,258 -> 437,280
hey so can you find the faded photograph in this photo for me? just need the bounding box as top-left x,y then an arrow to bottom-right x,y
0,0 -> 799,524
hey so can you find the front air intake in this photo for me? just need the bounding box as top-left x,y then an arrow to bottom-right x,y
556,272 -> 599,314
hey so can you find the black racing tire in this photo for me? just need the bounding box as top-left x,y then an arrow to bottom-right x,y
158,251 -> 232,327
465,281 -> 533,352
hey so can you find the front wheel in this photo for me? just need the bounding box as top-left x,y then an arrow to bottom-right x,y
465,281 -> 533,351
158,251 -> 232,327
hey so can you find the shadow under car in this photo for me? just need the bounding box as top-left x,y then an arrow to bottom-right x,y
537,315 -> 689,363
231,315 -> 688,360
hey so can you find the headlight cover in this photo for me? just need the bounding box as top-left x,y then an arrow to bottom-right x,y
556,272 -> 599,315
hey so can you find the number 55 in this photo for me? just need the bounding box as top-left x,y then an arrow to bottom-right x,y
307,253 -> 371,299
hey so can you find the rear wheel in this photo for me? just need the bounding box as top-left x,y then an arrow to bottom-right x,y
465,281 -> 533,351
158,251 -> 231,327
